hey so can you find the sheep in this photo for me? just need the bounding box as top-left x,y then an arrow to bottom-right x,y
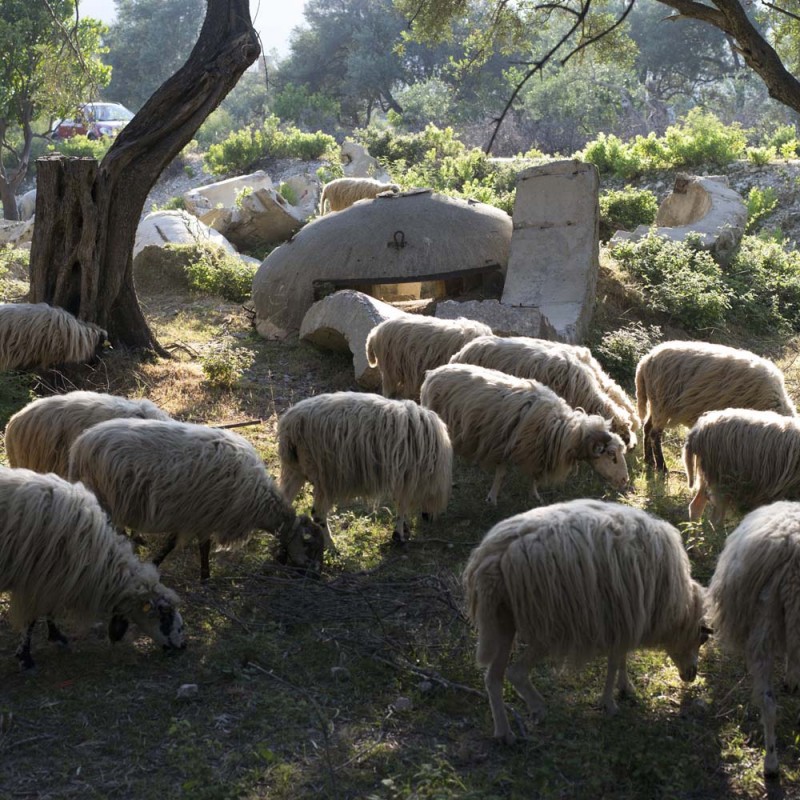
67,418 -> 325,581
707,501 -> 800,778
365,315 -> 493,401
0,303 -> 109,371
420,364 -> 629,504
463,499 -> 709,743
277,391 -> 452,548
5,391 -> 170,478
682,408 -> 800,526
0,467 -> 185,669
450,335 -> 638,448
318,177 -> 400,214
636,341 -> 795,473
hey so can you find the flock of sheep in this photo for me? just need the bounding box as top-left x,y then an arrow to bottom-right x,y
3,304 -> 800,779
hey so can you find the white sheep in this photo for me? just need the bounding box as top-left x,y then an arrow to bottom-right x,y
0,467 -> 185,669
68,418 -> 325,581
5,391 -> 170,478
683,408 -> 800,525
708,501 -> 800,778
451,335 -> 638,448
636,341 -> 795,473
277,391 -> 452,547
463,499 -> 708,743
0,303 -> 109,371
318,177 -> 400,214
365,315 -> 493,400
420,364 -> 628,504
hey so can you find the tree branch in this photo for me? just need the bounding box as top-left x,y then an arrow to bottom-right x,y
760,0 -> 800,22
561,0 -> 636,66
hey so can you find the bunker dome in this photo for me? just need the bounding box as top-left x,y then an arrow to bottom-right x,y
252,190 -> 513,335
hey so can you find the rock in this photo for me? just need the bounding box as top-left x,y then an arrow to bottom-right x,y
183,171 -> 274,217
298,290 -> 405,388
392,696 -> 413,712
613,175 -> 747,266
133,210 -> 238,287
253,190 -> 512,335
501,160 -> 600,343
341,140 -> 391,182
201,187 -> 305,252
0,218 -> 34,248
417,680 -> 434,693
176,683 -> 199,700
279,173 -> 321,220
435,299 -> 557,338
330,666 -> 351,682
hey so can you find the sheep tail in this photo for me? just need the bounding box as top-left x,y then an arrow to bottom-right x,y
683,437 -> 697,490
366,329 -> 378,368
635,363 -> 648,425
318,185 -> 329,215
463,550 -> 512,667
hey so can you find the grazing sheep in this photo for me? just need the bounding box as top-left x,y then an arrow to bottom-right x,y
463,499 -> 708,743
318,177 -> 400,214
636,341 -> 795,472
0,303 -> 109,371
451,335 -> 638,448
5,391 -> 170,478
420,364 -> 628,504
0,467 -> 185,669
278,392 -> 452,547
683,408 -> 800,525
366,315 -> 493,400
708,501 -> 800,778
68,419 -> 325,581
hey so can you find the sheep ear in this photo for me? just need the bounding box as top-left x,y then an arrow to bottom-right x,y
108,614 -> 129,643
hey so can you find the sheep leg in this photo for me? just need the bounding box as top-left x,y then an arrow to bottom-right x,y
530,482 -> 542,505
486,466 -> 507,506
482,620 -> 517,744
752,659 -> 779,779
311,494 -> 336,551
652,429 -> 667,473
602,653 -> 627,715
46,617 -> 69,648
15,622 -> 36,670
505,646 -> 547,723
643,419 -> 654,468
152,534 -> 178,567
392,505 -> 411,544
688,487 -> 709,522
279,471 -> 306,504
616,655 -> 635,700
198,539 -> 211,582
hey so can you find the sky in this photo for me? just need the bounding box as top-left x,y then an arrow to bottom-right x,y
77,0 -> 307,57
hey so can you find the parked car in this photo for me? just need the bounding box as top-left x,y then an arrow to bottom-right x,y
51,102 -> 134,140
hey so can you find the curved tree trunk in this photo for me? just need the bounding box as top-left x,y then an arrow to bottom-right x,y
29,0 -> 260,351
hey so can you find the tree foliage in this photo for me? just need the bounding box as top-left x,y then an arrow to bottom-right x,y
0,0 -> 109,218
103,0 -> 206,110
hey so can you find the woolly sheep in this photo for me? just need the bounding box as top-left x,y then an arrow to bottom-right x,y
451,335 -> 638,448
68,418 -> 325,581
365,315 -> 493,401
0,303 -> 109,371
636,341 -> 795,472
278,391 -> 452,547
318,177 -> 400,214
683,408 -> 800,525
463,499 -> 708,743
420,364 -> 628,504
708,501 -> 800,778
5,391 -> 170,478
0,467 -> 185,669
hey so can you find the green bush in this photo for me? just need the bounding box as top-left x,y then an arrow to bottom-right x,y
580,133 -> 640,179
49,134 -> 111,160
746,146 -> 776,166
726,235 -> 800,333
595,322 -> 663,385
184,247 -> 258,302
599,187 -> 659,239
205,125 -> 267,175
278,182 -> 298,205
357,124 -> 466,167
201,344 -> 255,389
765,124 -> 798,154
663,108 -> 747,168
780,139 -> 800,159
612,233 -> 729,331
745,186 -> 779,234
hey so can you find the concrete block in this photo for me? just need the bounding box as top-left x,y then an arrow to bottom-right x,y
435,299 -> 557,339
183,171 -> 273,216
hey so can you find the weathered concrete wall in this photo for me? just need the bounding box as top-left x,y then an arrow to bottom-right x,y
501,160 -> 599,343
252,190 -> 512,335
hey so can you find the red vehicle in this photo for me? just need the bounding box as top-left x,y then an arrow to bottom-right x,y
51,102 -> 134,140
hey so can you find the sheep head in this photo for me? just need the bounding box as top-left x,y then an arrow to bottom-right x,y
112,586 -> 186,651
664,583 -> 709,682
580,424 -> 629,489
277,514 -> 326,576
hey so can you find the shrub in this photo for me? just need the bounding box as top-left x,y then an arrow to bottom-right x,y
726,235 -> 800,334
195,108 -> 237,149
201,344 -> 255,389
745,186 -> 779,234
595,322 -> 663,385
278,182 -> 298,205
49,134 -> 111,160
580,133 -> 640,179
780,139 -> 800,159
765,124 -> 798,154
184,247 -> 258,302
746,146 -> 776,166
599,187 -> 659,240
611,233 -> 729,331
205,125 -> 267,175
663,108 -> 746,168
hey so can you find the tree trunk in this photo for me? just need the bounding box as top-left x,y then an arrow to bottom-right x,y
29,0 -> 260,351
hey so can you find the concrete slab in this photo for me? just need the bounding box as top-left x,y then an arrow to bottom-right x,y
435,299 -> 557,338
183,171 -> 273,216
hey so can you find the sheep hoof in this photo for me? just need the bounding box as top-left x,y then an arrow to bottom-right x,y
392,527 -> 409,545
603,700 -> 620,716
764,762 -> 780,781
494,731 -> 517,746
485,494 -> 497,506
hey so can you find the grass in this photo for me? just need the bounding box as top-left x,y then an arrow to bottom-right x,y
2,280 -> 800,799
